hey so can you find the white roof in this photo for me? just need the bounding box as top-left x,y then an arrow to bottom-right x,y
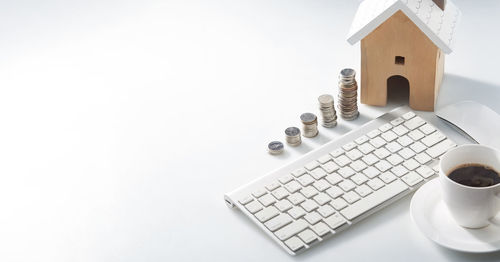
347,0 -> 461,54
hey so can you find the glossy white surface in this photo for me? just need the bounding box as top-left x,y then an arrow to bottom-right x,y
1,0 -> 500,261
411,178 -> 500,253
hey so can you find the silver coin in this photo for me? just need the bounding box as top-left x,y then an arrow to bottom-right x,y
285,127 -> 300,136
268,141 -> 284,154
340,68 -> 356,78
300,113 -> 317,123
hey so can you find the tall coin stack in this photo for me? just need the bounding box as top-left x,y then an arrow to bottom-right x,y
338,68 -> 359,120
285,127 -> 302,146
300,113 -> 318,138
318,94 -> 337,128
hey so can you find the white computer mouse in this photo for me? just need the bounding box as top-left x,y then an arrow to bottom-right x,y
436,101 -> 500,150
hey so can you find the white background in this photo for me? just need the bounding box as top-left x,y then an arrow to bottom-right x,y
1,0 -> 500,261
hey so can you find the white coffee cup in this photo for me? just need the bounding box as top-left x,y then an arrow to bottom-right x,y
439,144 -> 500,228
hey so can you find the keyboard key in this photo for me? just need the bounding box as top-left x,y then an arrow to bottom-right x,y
266,182 -> 281,191
358,143 -> 375,154
329,148 -> 344,158
340,180 -> 408,220
288,206 -> 307,219
317,204 -> 336,217
276,219 -> 308,240
419,123 -> 436,135
313,179 -> 331,192
387,154 -> 404,165
403,159 -> 420,170
272,187 -> 289,200
305,161 -> 320,171
398,148 -> 416,159
288,193 -> 306,205
374,148 -> 391,159
343,191 -> 361,204
317,154 -> 332,164
393,125 -> 409,136
311,222 -> 330,236
331,198 -> 348,210
245,200 -> 263,213
379,123 -> 392,132
426,139 -> 456,158
410,141 -> 427,153
265,213 -> 293,231
421,131 -> 446,147
415,152 -> 432,164
391,165 -> 408,177
333,155 -> 351,167
346,149 -> 363,160
342,142 -> 357,151
390,117 -> 404,126
275,199 -> 293,212
338,180 -> 356,192
284,236 -> 305,251
367,177 -> 384,190
259,194 -> 276,206
325,186 -> 343,199
338,166 -> 356,178
304,212 -> 323,224
310,167 -> 327,180
325,173 -> 343,185
313,192 -> 332,205
252,188 -> 267,198
300,186 -> 319,198
292,168 -> 307,177
381,130 -> 398,142
355,184 -> 373,197
379,172 -> 397,183
367,129 -> 381,138
402,111 -> 416,120
401,172 -> 423,186
416,165 -> 435,178
363,166 -> 380,179
386,142 -> 402,153
238,195 -> 253,205
298,229 -> 318,244
355,135 -> 369,144
375,160 -> 392,172
408,129 -> 425,141
285,180 -> 302,193
369,136 -> 386,148
279,174 -> 294,184
350,160 -> 367,172
255,206 -> 280,222
362,154 -> 379,167
324,213 -> 346,229
396,135 -> 413,147
351,173 -> 368,185
322,161 -> 339,173
301,199 -> 319,212
297,174 -> 315,186
404,116 -> 425,130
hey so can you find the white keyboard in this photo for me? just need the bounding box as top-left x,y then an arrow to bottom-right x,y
224,106 -> 458,255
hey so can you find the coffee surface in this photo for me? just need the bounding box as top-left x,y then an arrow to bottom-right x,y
448,163 -> 500,187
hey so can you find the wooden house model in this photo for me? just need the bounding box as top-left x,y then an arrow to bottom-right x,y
347,0 -> 461,111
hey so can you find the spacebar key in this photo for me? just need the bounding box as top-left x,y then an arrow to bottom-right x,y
340,180 -> 408,220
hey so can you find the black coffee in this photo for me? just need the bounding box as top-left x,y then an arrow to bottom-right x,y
448,163 -> 500,187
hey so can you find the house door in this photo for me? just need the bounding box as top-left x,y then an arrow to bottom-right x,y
387,75 -> 410,105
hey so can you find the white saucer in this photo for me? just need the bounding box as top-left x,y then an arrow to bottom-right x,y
410,178 -> 500,253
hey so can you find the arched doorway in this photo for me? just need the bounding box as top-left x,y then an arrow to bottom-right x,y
387,75 -> 410,105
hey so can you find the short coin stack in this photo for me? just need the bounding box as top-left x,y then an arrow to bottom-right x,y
284,127 -> 301,146
338,68 -> 359,120
267,141 -> 284,155
318,94 -> 337,127
300,113 -> 318,138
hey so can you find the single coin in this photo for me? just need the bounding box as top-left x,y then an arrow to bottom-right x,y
340,68 -> 356,78
268,141 -> 284,155
285,127 -> 300,136
300,113 -> 317,123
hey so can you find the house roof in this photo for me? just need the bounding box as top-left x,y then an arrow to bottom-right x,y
347,0 -> 461,54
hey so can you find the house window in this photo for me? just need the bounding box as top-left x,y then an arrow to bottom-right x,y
395,56 -> 405,65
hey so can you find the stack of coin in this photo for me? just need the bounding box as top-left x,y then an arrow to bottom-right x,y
285,127 -> 301,146
300,113 -> 318,138
318,94 -> 337,127
268,141 -> 284,155
337,68 -> 359,120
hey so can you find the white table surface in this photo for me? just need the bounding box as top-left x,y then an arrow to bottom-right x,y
1,0 -> 500,261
